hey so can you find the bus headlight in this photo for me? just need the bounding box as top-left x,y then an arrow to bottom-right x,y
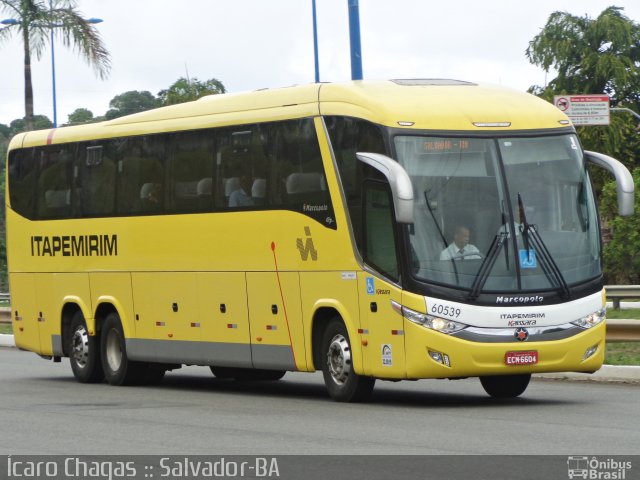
392,301 -> 467,334
571,308 -> 606,329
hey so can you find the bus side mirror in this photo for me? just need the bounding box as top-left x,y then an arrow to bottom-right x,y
585,151 -> 635,216
356,152 -> 414,223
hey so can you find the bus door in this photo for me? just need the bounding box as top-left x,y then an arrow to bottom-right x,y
357,180 -> 406,378
246,272 -> 305,371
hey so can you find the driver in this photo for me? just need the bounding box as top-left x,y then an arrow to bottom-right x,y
440,225 -> 482,260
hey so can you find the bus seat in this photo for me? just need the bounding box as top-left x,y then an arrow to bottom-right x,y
140,183 -> 155,199
224,177 -> 241,197
45,189 -> 70,208
285,172 -> 323,194
251,178 -> 266,204
197,177 -> 213,196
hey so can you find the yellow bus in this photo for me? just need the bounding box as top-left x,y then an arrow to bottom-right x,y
5,79 -> 634,401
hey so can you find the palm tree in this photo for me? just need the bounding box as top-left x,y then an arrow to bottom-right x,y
0,0 -> 110,130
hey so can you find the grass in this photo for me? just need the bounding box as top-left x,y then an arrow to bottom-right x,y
605,342 -> 640,365
0,323 -> 12,334
606,308 -> 640,319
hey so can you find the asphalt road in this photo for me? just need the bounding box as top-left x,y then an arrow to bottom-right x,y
1,346 -> 639,457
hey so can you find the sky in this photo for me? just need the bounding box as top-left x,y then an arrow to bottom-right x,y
1,0 -> 639,126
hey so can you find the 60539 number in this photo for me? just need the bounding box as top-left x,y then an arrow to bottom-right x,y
430,303 -> 462,318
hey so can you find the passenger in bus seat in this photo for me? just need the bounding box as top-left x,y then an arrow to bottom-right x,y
440,225 -> 482,260
228,174 -> 254,207
140,182 -> 162,208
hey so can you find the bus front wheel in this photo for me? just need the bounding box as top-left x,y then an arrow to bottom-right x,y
100,312 -> 148,386
479,374 -> 531,398
321,319 -> 375,402
67,310 -> 104,383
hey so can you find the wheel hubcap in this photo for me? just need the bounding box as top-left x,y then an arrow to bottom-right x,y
105,328 -> 123,372
71,326 -> 90,369
326,333 -> 351,385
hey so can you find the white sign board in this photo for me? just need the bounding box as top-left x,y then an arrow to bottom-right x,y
553,95 -> 610,126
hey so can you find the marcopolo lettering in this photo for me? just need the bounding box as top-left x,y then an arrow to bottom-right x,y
496,295 -> 544,304
31,234 -> 118,257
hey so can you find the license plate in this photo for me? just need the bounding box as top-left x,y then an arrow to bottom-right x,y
505,350 -> 538,366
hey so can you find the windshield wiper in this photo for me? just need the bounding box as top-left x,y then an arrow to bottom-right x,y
517,193 -> 571,299
468,232 -> 508,301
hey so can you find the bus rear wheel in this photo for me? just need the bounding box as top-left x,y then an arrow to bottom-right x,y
67,310 -> 104,383
321,319 -> 375,402
100,312 -> 149,386
479,374 -> 531,398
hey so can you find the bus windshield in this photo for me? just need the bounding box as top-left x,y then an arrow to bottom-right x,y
395,134 -> 601,294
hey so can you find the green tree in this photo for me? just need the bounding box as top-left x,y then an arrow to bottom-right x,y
0,0 -> 110,130
104,91 -> 160,120
526,6 -> 640,168
601,168 -> 640,283
526,6 -> 640,283
9,115 -> 52,135
158,77 -> 226,106
66,107 -> 94,125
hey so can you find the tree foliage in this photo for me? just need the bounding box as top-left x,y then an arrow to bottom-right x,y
527,6 -> 640,283
601,169 -> 640,283
0,0 -> 111,130
158,77 -> 226,106
67,107 -> 94,125
527,6 -> 640,107
104,91 -> 160,120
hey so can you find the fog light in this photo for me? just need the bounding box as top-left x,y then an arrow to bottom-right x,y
428,350 -> 451,367
429,350 -> 443,363
583,344 -> 598,360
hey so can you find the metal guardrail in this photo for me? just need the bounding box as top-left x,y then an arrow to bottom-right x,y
605,285 -> 640,309
0,292 -> 10,302
0,292 -> 638,341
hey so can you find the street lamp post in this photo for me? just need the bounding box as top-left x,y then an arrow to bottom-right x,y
312,0 -> 320,83
48,16 -> 103,127
347,0 -> 363,81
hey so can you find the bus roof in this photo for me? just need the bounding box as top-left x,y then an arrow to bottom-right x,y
11,79 -> 571,149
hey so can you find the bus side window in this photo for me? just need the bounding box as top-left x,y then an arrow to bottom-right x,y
116,136 -> 166,215
271,118 -> 335,227
79,143 -> 116,217
166,130 -> 215,213
8,148 -> 37,219
36,146 -> 75,220
326,116 -> 387,248
363,180 -> 399,281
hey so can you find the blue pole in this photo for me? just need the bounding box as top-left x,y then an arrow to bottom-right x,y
312,0 -> 320,83
51,27 -> 57,127
347,0 -> 362,80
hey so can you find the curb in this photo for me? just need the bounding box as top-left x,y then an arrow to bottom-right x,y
0,334 -> 15,348
0,333 -> 638,383
535,365 -> 640,384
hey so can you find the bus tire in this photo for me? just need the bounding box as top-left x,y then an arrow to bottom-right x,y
100,312 -> 146,386
210,366 -> 285,381
68,310 -> 104,383
479,374 -> 531,398
321,318 -> 375,402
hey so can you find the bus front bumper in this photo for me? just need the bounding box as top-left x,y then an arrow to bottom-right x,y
404,321 -> 605,379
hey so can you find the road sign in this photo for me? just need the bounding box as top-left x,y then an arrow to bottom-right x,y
554,95 -> 610,126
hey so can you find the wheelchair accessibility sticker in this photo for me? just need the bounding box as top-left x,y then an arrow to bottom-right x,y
366,277 -> 375,295
519,250 -> 537,269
